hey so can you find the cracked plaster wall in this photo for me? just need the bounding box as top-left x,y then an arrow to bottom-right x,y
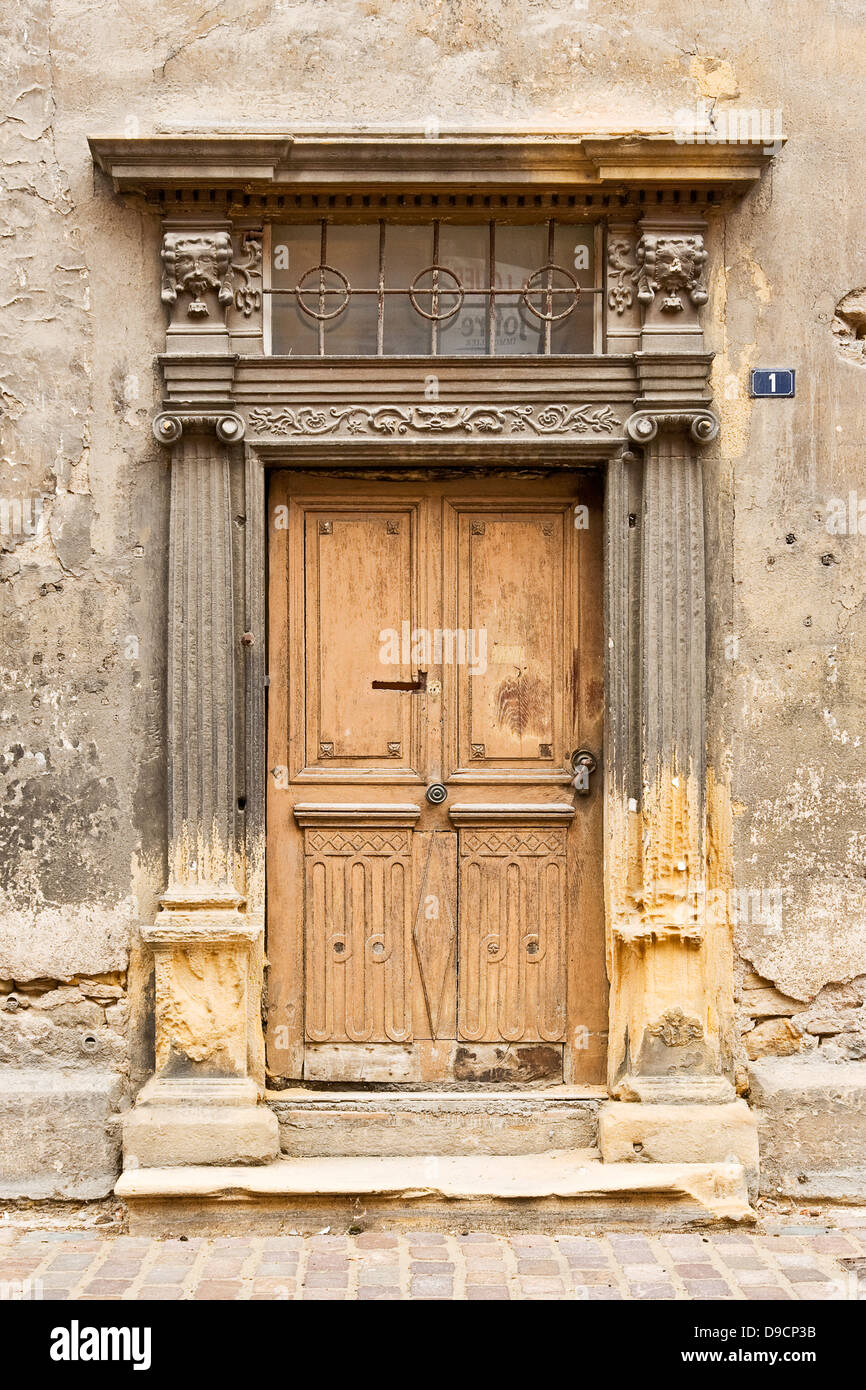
1,0 -> 865,1109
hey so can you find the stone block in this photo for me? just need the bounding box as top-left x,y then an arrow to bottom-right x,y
748,1059 -> 866,1200
744,1018 -> 806,1059
123,1078 -> 279,1168
0,1069 -> 124,1199
268,1089 -> 601,1157
598,1099 -> 759,1195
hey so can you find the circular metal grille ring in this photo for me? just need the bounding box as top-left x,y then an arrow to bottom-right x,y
295,264 -> 351,321
408,265 -> 464,322
522,263 -> 580,322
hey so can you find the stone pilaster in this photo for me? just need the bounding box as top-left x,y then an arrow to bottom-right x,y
604,221 -> 641,353
600,408 -> 757,1183
123,412 -> 277,1169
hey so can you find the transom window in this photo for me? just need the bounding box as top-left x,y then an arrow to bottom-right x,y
267,219 -> 600,356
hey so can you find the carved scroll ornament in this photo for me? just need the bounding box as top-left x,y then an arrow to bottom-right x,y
607,238 -> 639,315
625,408 -> 719,445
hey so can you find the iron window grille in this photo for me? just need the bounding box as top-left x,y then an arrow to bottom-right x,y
265,218 -> 602,356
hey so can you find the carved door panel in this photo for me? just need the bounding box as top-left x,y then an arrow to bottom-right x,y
267,473 -> 606,1086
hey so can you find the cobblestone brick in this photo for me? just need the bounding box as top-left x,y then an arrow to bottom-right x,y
0,1213 -> 861,1301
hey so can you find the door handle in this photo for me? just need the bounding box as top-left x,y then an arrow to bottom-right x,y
372,669 -> 427,692
570,748 -> 598,794
426,782 -> 448,805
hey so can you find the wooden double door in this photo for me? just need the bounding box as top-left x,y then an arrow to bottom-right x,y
267,470 -> 606,1086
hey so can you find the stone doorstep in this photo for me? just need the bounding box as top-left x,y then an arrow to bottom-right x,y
116,1152 -> 754,1234
267,1086 -> 605,1158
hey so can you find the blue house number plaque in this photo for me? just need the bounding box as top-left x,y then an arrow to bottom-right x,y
750,368 -> 795,398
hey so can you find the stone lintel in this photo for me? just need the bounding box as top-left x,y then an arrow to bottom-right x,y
88,131 -> 781,199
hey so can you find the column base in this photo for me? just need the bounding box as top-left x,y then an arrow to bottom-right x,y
599,1097 -> 759,1195
123,1077 -> 279,1169
612,1073 -> 736,1104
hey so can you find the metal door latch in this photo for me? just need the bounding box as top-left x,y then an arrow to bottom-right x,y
570,748 -> 598,794
372,669 -> 427,692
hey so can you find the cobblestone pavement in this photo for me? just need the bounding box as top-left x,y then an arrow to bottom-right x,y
1,1213 -> 865,1300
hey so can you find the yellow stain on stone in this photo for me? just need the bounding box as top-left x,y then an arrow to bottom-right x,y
155,944 -> 247,1074
606,763 -> 736,1086
689,56 -> 741,102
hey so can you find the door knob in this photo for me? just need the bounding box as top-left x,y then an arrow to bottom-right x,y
426,782 -> 448,805
570,749 -> 598,794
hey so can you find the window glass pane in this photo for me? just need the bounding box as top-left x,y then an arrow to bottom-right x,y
549,224 -> 595,352
492,225 -> 546,356
549,293 -> 595,353
437,224 -> 489,355
383,224 -> 431,355
320,223 -> 381,355
270,224 -> 321,355
553,224 -> 594,288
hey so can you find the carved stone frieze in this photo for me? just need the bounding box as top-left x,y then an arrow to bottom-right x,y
247,403 -> 620,439
231,232 -> 263,318
648,1008 -> 705,1047
636,232 -> 708,314
160,226 -> 263,342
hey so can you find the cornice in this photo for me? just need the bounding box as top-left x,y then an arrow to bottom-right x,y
88,130 -> 781,199
448,802 -> 575,827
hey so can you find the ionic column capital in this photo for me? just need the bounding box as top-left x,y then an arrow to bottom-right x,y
153,410 -> 245,446
625,408 -> 719,446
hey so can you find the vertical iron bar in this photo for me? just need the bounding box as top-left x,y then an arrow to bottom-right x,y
488,220 -> 496,355
377,219 -> 385,356
431,219 -> 439,356
262,222 -> 273,356
544,219 -> 554,355
318,221 -> 327,358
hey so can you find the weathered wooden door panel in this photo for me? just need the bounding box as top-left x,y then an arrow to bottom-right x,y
297,807 -> 418,1043
303,507 -> 420,770
267,473 -> 606,1086
411,829 -> 458,1040
452,508 -> 565,769
456,823 -> 568,1043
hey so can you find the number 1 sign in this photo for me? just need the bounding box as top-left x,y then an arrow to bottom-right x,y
750,368 -> 796,398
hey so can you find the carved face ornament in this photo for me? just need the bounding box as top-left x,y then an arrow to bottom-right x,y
161,232 -> 234,318
637,233 -> 708,315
